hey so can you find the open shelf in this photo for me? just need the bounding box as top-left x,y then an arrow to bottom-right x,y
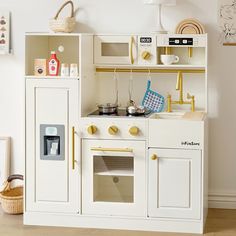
25,34 -> 80,76
25,75 -> 79,80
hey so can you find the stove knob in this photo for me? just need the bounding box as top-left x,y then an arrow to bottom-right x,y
141,51 -> 151,60
87,125 -> 97,135
108,126 -> 119,135
129,126 -> 139,136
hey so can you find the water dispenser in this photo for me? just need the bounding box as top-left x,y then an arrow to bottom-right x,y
40,124 -> 65,160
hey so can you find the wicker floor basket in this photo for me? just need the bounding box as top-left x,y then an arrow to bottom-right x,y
0,175 -> 23,215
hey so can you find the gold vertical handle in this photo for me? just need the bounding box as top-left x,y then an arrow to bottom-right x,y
188,47 -> 193,58
72,126 -> 75,170
130,36 -> 135,65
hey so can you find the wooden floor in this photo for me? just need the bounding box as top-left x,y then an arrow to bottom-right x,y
0,209 -> 236,236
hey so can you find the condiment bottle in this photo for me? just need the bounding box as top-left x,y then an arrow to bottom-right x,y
48,51 -> 60,76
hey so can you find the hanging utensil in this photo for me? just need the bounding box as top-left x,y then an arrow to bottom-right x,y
97,69 -> 119,114
114,68 -> 119,106
142,70 -> 165,113
126,70 -> 147,116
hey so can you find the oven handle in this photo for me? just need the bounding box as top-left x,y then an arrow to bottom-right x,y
91,147 -> 133,153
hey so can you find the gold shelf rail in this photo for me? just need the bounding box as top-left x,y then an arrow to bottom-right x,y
96,68 -> 205,74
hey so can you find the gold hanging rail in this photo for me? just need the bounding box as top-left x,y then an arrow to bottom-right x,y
96,68 -> 205,74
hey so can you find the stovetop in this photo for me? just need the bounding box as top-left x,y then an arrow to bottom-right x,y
88,109 -> 152,118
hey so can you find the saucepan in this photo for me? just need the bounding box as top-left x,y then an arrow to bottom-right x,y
97,103 -> 118,114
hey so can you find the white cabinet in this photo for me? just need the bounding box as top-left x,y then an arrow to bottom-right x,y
148,148 -> 201,219
82,139 -> 146,217
26,79 -> 80,213
94,35 -> 137,64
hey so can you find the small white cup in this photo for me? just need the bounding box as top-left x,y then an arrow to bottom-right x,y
70,64 -> 78,77
161,55 -> 179,65
61,63 -> 69,77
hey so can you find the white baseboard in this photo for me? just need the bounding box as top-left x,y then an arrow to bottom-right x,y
209,192 -> 236,209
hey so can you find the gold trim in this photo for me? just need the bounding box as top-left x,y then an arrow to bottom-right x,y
223,43 -> 236,46
91,147 -> 133,153
72,126 -> 75,170
96,68 -> 205,74
130,36 -> 135,64
165,47 -> 171,55
188,47 -> 193,58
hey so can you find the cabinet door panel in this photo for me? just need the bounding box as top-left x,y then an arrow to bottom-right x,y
159,158 -> 190,208
26,79 -> 80,213
148,148 -> 201,219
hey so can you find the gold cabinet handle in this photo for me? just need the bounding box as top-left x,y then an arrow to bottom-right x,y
130,36 -> 135,65
151,154 -> 158,160
72,126 -> 76,170
91,147 -> 133,153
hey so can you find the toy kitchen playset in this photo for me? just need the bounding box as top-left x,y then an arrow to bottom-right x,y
25,32 -> 208,234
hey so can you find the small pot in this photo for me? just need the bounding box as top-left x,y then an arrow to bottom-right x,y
127,105 -> 146,115
97,103 -> 118,114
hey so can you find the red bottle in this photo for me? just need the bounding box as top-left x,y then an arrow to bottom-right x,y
48,51 -> 60,76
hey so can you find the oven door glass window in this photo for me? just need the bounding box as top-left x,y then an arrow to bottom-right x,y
101,43 -> 129,57
93,155 -> 134,203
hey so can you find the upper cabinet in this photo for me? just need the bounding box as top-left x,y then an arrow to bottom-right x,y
94,34 -> 207,68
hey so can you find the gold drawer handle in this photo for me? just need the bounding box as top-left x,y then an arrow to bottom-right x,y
91,147 -> 133,153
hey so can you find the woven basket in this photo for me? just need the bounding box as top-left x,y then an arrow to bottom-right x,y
0,175 -> 23,215
49,1 -> 76,33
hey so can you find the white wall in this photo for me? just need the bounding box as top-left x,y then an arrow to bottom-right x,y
0,0 -> 234,207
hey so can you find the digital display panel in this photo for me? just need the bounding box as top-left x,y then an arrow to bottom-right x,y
140,37 -> 152,43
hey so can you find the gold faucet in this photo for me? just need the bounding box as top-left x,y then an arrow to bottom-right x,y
167,71 -> 195,112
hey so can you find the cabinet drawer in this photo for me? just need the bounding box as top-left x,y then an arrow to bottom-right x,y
148,119 -> 204,149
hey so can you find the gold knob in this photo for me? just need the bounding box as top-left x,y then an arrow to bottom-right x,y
141,51 -> 151,60
129,126 -> 139,136
87,125 -> 97,135
151,154 -> 158,160
108,126 -> 119,135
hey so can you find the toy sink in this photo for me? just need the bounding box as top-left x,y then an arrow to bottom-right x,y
150,112 -> 206,121
150,112 -> 185,120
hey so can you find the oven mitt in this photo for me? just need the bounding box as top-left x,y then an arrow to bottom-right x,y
142,80 -> 165,112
